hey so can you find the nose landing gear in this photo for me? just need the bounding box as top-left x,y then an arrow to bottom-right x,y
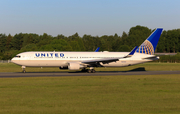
22,66 -> 26,73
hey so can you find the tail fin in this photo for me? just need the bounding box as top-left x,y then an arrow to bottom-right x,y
136,28 -> 163,55
95,47 -> 100,52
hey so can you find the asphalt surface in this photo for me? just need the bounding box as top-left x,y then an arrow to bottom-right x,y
0,71 -> 180,78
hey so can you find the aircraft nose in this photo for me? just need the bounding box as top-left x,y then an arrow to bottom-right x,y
11,57 -> 17,64
11,58 -> 15,63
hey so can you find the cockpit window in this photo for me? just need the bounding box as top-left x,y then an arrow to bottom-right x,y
15,55 -> 21,58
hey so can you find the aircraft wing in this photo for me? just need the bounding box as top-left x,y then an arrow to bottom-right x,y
81,46 -> 138,65
81,57 -> 120,64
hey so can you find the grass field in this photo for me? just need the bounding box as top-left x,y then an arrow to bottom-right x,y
0,62 -> 180,72
1,63 -> 180,114
0,75 -> 180,114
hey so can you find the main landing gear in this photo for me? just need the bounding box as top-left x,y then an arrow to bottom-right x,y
87,69 -> 96,73
22,66 -> 26,73
81,67 -> 96,73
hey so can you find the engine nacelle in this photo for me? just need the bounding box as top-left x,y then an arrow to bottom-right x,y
68,62 -> 82,70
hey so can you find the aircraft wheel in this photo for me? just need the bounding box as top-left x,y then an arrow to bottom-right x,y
22,70 -> 26,73
87,69 -> 91,73
91,69 -> 96,73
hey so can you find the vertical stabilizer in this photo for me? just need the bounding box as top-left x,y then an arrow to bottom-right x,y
136,28 -> 163,55
95,47 -> 100,52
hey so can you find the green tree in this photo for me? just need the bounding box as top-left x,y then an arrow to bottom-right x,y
40,39 -> 72,51
0,34 -> 7,53
37,33 -> 53,48
11,33 -> 24,50
68,33 -> 85,51
157,31 -> 166,52
166,29 -> 179,53
21,43 -> 38,52
6,34 -> 12,50
2,50 -> 19,60
117,45 -> 130,52
56,34 -> 66,39
83,35 -> 96,51
127,25 -> 151,49
70,41 -> 81,51
120,31 -> 128,47
100,35 -> 115,51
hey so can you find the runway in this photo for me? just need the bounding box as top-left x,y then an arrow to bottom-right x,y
0,71 -> 180,78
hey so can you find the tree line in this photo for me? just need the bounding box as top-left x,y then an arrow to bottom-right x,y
157,53 -> 180,63
0,25 -> 180,60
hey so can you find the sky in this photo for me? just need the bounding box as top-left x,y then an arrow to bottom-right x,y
0,0 -> 180,37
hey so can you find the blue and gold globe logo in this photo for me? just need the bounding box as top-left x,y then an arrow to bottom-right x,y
136,40 -> 154,55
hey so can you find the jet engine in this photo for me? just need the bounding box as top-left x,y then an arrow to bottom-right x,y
68,62 -> 83,70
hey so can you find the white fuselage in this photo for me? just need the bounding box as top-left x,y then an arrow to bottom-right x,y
11,51 -> 157,68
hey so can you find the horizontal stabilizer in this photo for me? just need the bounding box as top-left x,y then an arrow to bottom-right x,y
143,56 -> 159,60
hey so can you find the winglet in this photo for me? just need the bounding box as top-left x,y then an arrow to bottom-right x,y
95,47 -> 100,52
125,46 -> 138,58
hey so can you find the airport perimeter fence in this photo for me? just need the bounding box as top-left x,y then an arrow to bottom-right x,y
0,60 -> 11,63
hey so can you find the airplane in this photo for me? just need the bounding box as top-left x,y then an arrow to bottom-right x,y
11,28 -> 163,73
